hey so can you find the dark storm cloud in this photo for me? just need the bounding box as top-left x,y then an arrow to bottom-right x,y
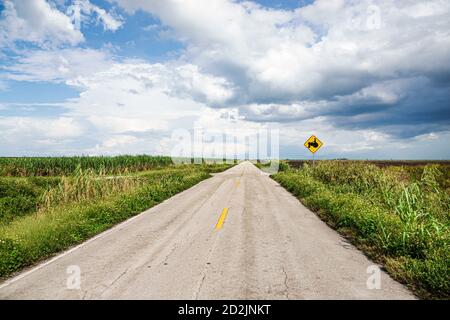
123,0 -> 450,141
327,79 -> 450,138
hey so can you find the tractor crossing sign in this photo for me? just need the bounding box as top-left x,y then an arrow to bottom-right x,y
304,135 -> 323,154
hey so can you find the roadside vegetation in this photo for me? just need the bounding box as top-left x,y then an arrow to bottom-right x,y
0,155 -> 173,176
0,156 -> 232,278
272,160 -> 449,299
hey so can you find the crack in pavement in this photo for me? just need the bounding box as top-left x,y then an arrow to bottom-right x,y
281,266 -> 290,300
194,232 -> 222,299
99,267 -> 130,296
194,272 -> 207,300
162,242 -> 179,266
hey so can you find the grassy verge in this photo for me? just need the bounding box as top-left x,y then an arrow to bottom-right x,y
0,176 -> 61,224
272,161 -> 449,299
0,164 -> 231,278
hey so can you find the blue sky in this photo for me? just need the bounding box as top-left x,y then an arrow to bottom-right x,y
0,0 -> 449,159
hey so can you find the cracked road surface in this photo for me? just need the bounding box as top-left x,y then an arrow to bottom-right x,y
0,162 -> 415,299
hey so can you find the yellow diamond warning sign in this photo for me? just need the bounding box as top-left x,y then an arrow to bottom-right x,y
304,135 -> 323,154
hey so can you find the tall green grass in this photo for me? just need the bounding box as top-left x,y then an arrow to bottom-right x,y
0,155 -> 173,176
39,166 -> 146,211
272,161 -> 449,299
0,177 -> 61,225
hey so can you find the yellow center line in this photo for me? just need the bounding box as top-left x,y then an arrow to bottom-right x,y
215,208 -> 229,230
235,179 -> 240,187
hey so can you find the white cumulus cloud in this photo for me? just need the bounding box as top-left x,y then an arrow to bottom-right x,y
0,0 -> 84,47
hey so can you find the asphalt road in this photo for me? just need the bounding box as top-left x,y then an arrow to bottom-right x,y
0,161 -> 415,299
